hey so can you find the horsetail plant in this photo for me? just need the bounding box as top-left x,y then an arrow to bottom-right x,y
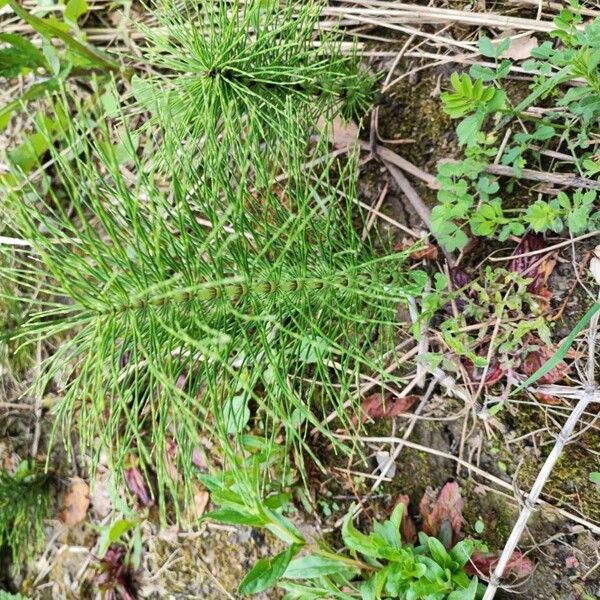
1,89 -> 422,520
131,0 -> 374,171
0,461 -> 51,568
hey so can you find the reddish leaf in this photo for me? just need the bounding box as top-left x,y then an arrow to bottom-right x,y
483,362 -> 505,385
521,339 -> 569,384
463,357 -> 505,386
175,372 -> 187,389
445,267 -> 474,312
565,555 -> 579,569
360,393 -> 419,421
467,549 -> 534,579
419,482 -> 463,548
95,545 -> 139,600
125,467 -> 153,507
450,267 -> 473,289
396,495 -> 417,544
535,392 -> 562,405
119,352 -> 130,369
509,233 -> 555,295
192,447 -> 207,470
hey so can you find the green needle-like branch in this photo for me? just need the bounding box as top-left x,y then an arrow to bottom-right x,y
2,97 -> 419,519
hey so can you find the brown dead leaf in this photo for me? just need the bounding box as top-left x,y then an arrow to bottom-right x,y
59,477 -> 90,527
318,115 -> 359,148
496,34 -> 538,61
192,488 -> 210,516
183,485 -> 210,525
90,471 -> 113,518
395,238 -> 438,261
360,393 -> 419,422
420,482 -> 463,548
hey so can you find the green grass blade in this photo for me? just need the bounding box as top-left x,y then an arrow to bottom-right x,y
513,300 -> 600,394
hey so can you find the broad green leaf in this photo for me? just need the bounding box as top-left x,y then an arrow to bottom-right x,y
450,539 -> 474,568
7,0 -> 120,71
582,158 -> 600,175
0,32 -> 48,77
416,555 -> 445,580
567,204 -> 591,234
456,111 -> 485,147
532,124 -> 555,140
496,59 -> 512,79
203,507 -> 267,527
0,79 -> 60,132
525,200 -> 563,233
196,473 -> 223,492
64,0 -> 88,22
280,580 -> 346,598
97,518 -> 137,557
486,88 -> 507,113
447,576 -> 479,600
478,37 -> 497,58
469,64 -> 496,82
239,544 -> 301,595
388,502 -> 404,543
264,507 -> 304,545
360,567 -> 388,600
283,554 -> 353,579
8,132 -> 50,171
41,37 -> 60,75
495,37 -> 511,57
426,535 -> 452,568
342,508 -> 379,556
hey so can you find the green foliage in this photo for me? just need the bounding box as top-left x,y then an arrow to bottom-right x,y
441,73 -> 496,119
0,461 -> 51,567
440,73 -> 505,146
203,486 -> 484,599
0,32 -> 48,78
0,0 -> 124,164
340,510 -> 480,600
0,262 -> 35,380
1,74 -> 419,519
134,0 -> 374,170
435,7 -> 600,250
5,0 -> 116,71
514,299 -> 600,393
0,0 -> 385,520
529,190 -> 599,233
425,266 -> 550,369
96,516 -> 143,562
